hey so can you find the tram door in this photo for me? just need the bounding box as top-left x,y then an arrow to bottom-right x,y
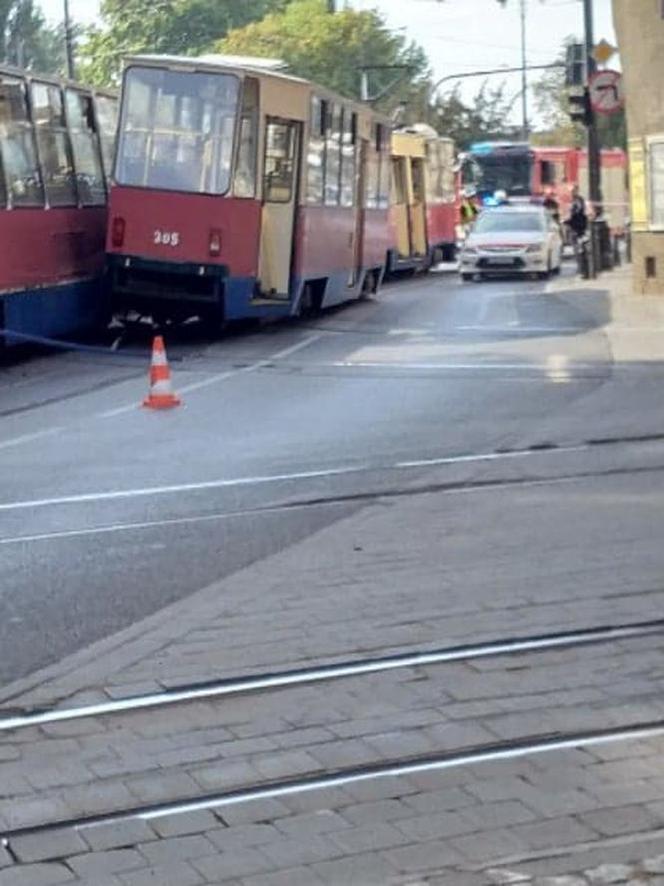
259,117 -> 302,298
409,158 -> 427,257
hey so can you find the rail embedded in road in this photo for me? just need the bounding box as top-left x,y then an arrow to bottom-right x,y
2,617 -> 663,732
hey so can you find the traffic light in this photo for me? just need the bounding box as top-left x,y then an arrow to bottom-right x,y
565,43 -> 585,87
568,88 -> 592,126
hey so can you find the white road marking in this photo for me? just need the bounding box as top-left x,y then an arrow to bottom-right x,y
0,474 -> 591,546
327,360 -> 597,372
0,510 -> 268,546
100,334 -> 323,418
0,466 -> 359,512
396,445 -> 586,469
0,427 -> 65,451
0,445 -> 589,514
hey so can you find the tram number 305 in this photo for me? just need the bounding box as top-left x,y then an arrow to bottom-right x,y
154,230 -> 180,246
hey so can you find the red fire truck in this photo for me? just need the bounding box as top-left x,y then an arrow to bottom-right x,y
461,142 -> 628,235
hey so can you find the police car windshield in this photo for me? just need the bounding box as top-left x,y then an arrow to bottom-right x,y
474,212 -> 545,234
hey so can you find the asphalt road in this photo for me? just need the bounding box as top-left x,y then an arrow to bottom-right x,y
0,264 -> 657,685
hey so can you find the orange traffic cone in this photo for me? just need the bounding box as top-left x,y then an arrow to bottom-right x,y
143,336 -> 181,409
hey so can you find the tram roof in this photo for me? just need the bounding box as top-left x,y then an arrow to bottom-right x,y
0,61 -> 117,97
125,54 -> 312,86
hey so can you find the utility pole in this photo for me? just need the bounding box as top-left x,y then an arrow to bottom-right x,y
64,0 -> 75,79
519,0 -> 528,138
583,0 -> 604,275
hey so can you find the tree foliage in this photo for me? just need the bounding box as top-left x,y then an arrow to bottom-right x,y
431,82 -> 519,150
79,0 -> 289,86
0,0 -> 64,74
219,0 -> 430,113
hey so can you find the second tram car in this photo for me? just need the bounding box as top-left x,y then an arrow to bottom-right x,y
388,125 -> 457,274
108,55 -> 392,324
0,66 -> 117,345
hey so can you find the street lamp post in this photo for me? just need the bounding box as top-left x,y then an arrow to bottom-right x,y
519,0 -> 528,138
64,0 -> 75,78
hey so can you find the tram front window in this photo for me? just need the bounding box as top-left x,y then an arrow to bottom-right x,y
117,66 -> 240,195
467,153 -> 533,198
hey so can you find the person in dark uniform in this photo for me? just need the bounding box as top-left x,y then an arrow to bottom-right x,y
567,185 -> 588,241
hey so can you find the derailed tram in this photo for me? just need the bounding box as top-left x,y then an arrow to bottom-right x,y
0,66 -> 117,346
107,55 -> 392,325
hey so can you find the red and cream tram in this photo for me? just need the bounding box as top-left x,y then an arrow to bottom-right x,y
0,66 -> 117,345
388,125 -> 458,274
107,55 -> 392,325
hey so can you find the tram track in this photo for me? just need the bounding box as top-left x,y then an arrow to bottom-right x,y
2,718 -> 664,843
2,617 -> 663,732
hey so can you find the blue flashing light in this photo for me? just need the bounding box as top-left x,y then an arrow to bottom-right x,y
470,142 -> 494,155
483,195 -> 499,206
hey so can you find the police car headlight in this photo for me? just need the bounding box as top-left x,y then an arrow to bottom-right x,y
525,244 -> 544,254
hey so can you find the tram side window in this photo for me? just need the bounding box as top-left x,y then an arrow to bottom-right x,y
376,125 -> 390,209
440,141 -> 456,202
66,89 -> 105,205
392,158 -> 407,205
0,76 -> 43,207
306,96 -> 325,204
325,103 -> 341,206
541,159 -> 556,186
32,82 -> 77,207
95,94 -> 118,178
365,137 -> 380,210
264,119 -> 296,203
338,109 -> 356,208
234,77 -> 258,198
425,142 -> 442,204
411,157 -> 425,204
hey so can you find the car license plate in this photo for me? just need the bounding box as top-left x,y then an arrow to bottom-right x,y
488,256 -> 515,265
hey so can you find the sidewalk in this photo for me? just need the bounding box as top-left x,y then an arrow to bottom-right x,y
3,266 -> 664,884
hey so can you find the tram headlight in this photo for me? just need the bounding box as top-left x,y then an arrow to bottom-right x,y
111,216 -> 126,249
209,228 -> 222,257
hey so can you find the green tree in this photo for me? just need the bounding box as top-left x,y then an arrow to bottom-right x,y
431,82 -> 518,149
79,0 -> 289,86
0,0 -> 64,73
219,0 -> 430,113
5,0 -> 66,74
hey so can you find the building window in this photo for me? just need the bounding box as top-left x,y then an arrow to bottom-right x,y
648,137 -> 664,230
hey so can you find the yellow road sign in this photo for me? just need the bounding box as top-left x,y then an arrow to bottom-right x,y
593,39 -> 618,66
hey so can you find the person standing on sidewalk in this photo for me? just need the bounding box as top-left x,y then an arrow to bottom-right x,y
566,185 -> 588,244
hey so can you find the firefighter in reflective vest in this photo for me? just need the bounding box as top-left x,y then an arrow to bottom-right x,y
460,187 -> 479,228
